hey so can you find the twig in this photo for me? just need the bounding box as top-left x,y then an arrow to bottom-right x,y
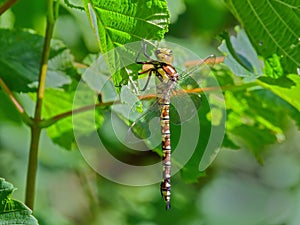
0,77 -> 32,125
0,0 -> 18,15
41,100 -> 121,128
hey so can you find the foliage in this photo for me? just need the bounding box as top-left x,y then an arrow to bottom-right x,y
224,0 -> 300,74
0,178 -> 38,225
0,0 -> 299,224
82,0 -> 169,52
82,0 -> 169,86
0,29 -> 76,92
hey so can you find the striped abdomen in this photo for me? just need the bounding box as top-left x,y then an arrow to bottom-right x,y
156,64 -> 179,210
159,95 -> 171,210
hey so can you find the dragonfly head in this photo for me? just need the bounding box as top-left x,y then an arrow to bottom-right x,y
155,48 -> 174,64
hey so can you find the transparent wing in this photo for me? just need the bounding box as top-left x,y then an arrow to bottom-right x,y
166,54 -> 216,124
123,67 -> 204,145
169,89 -> 201,125
125,100 -> 161,147
179,54 -> 216,83
124,89 -> 201,150
112,85 -> 161,149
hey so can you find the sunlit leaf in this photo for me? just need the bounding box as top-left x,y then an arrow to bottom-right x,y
84,0 -> 169,53
263,54 -> 284,79
259,74 -> 300,112
224,0 -> 300,74
224,85 -> 300,160
82,0 -> 170,87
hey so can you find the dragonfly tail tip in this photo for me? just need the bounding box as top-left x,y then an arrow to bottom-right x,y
166,202 -> 171,210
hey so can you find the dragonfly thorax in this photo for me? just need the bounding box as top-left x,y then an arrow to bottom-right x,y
155,48 -> 174,64
158,64 -> 179,83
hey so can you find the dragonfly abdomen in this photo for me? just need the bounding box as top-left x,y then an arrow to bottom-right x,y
135,44 -> 181,210
159,98 -> 172,210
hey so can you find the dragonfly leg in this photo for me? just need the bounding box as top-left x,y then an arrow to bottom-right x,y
139,69 -> 154,91
142,42 -> 155,60
138,68 -> 164,91
135,42 -> 156,63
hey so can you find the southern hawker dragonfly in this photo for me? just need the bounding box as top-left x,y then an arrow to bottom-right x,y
72,41 -> 225,210
124,42 -> 216,210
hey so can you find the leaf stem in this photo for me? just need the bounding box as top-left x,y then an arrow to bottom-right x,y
25,0 -> 58,210
0,0 -> 19,15
0,77 -> 33,125
40,100 -> 121,128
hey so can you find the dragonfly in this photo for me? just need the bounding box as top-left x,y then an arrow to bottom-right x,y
126,42 -> 215,210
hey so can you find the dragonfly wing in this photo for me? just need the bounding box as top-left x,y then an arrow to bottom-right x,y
167,55 -> 215,125
125,101 -> 161,149
179,54 -> 216,84
169,87 -> 201,125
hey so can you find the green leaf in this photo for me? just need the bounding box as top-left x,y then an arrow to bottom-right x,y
225,85 -> 300,159
81,55 -> 119,102
47,41 -> 78,88
0,29 -> 77,92
254,87 -> 300,129
224,0 -> 300,74
263,54 -> 284,79
82,0 -> 169,87
218,28 -> 263,78
40,89 -> 76,149
84,0 -> 169,53
222,133 -> 240,149
0,178 -> 38,225
230,124 -> 277,162
258,74 -> 300,112
42,87 -> 104,150
0,91 -> 23,123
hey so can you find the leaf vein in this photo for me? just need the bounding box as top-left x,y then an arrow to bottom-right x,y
246,0 -> 299,65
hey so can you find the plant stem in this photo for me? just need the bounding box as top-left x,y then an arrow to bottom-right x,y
0,77 -> 33,125
40,100 -> 121,128
25,0 -> 57,209
25,124 -> 42,209
0,0 -> 19,15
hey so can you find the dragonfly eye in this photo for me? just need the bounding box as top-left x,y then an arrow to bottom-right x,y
155,48 -> 174,64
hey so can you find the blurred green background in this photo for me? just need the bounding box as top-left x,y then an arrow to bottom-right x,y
1,0 -> 300,224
